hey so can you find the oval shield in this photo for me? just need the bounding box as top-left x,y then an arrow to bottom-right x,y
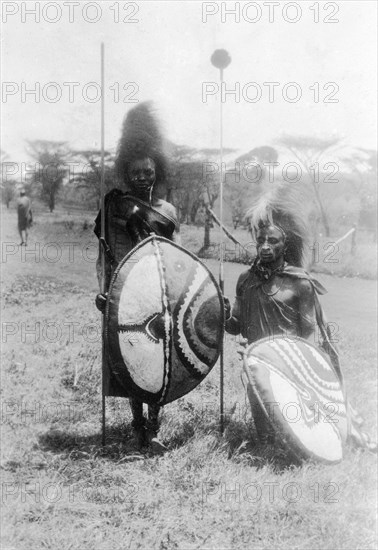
105,236 -> 224,405
242,337 -> 348,463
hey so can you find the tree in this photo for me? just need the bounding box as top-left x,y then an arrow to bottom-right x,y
201,164 -> 220,249
69,149 -> 116,208
26,140 -> 69,212
338,147 -> 377,194
0,150 -> 16,208
227,146 -> 279,224
167,144 -> 235,248
276,135 -> 343,236
167,144 -> 205,223
1,180 -> 16,208
235,145 -> 278,166
339,148 -> 377,240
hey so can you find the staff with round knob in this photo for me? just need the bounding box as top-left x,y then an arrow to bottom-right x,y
210,49 -> 231,435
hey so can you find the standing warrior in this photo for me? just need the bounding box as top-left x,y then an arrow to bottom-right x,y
94,102 -> 180,453
224,186 -> 376,451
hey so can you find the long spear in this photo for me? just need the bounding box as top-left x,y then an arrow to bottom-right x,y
100,43 -> 106,446
210,49 -> 231,435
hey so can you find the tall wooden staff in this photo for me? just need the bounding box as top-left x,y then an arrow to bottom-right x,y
210,49 -> 231,435
100,43 -> 106,445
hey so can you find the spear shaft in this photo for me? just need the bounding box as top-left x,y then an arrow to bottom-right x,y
219,66 -> 225,435
100,43 -> 106,446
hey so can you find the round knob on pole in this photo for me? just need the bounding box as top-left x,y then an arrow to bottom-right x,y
211,49 -> 231,70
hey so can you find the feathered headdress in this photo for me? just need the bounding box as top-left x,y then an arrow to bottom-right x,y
114,102 -> 168,195
246,183 -> 309,267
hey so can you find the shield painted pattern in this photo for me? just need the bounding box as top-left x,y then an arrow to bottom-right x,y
242,337 -> 348,463
105,236 -> 224,405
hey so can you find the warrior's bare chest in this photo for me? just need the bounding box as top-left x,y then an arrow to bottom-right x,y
257,277 -> 297,306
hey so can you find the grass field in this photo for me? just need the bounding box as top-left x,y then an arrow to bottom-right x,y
1,206 -> 377,550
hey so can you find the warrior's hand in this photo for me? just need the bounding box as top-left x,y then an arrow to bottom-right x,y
223,296 -> 231,320
237,337 -> 249,359
95,293 -> 108,313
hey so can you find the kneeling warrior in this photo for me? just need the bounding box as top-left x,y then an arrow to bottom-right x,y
225,185 -> 376,452
95,102 -> 180,453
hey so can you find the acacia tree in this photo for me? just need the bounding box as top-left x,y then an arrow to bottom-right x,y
339,148 -> 377,194
26,140 -> 69,212
276,135 -> 343,236
235,145 -> 278,167
170,146 -> 237,248
167,144 -> 234,249
0,150 -> 16,208
69,149 -> 115,208
1,180 -> 16,208
227,146 -> 279,224
339,148 -> 377,240
167,144 -> 205,223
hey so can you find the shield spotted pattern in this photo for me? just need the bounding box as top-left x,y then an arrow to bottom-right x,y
242,337 -> 348,463
105,236 -> 224,405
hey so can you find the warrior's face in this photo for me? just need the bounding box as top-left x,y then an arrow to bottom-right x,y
127,157 -> 156,198
256,226 -> 285,265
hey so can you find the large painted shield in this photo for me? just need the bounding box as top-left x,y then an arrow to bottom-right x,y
105,236 -> 224,405
242,337 -> 349,463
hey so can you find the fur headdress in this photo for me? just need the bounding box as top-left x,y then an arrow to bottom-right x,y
114,102 -> 168,194
246,183 -> 309,267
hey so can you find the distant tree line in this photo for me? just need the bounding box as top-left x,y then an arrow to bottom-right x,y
1,138 -> 377,246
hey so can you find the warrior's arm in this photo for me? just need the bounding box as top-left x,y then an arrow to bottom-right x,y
96,241 -> 113,291
163,201 -> 181,245
95,241 -> 113,313
297,278 -> 317,340
94,202 -> 112,296
225,272 -> 248,335
225,295 -> 241,335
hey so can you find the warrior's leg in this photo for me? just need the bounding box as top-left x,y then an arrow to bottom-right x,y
146,403 -> 160,435
130,398 -> 146,450
18,225 -> 24,245
146,404 -> 167,455
251,399 -> 275,445
242,370 -> 275,445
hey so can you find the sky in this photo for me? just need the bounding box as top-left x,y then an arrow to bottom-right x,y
2,0 -> 377,164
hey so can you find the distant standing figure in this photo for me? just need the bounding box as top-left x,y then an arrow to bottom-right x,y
17,189 -> 32,246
